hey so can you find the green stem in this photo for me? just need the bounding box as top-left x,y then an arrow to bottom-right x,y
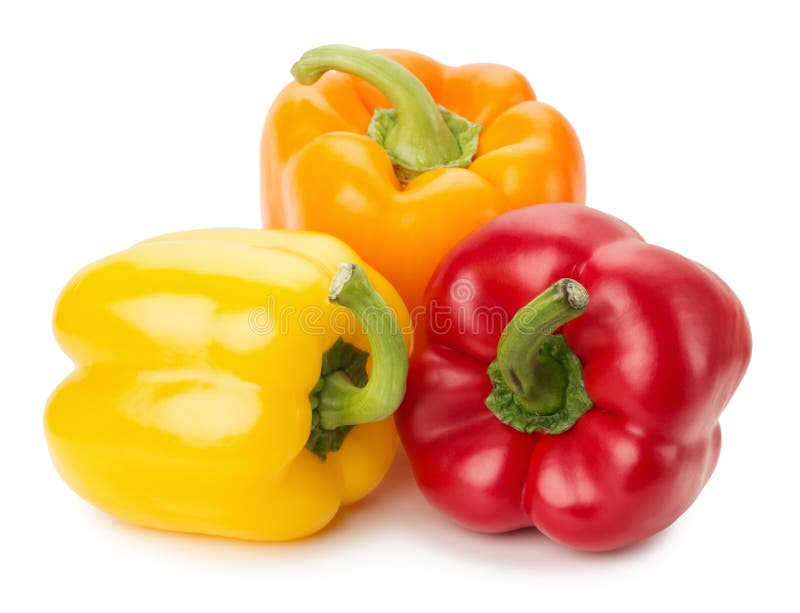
497,279 -> 588,412
291,44 -> 480,181
316,263 -> 408,430
485,279 -> 593,435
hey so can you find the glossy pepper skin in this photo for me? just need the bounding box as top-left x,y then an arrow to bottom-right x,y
261,45 -> 585,309
395,204 -> 751,551
45,229 -> 411,541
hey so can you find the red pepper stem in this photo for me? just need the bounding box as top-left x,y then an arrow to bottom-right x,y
496,279 -> 589,415
291,45 -> 480,181
316,264 -> 408,430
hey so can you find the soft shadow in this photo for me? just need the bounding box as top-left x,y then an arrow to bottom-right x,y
321,451 -> 670,569
94,451 -> 669,568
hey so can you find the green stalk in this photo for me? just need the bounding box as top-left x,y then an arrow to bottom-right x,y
291,44 -> 480,182
316,263 -> 408,430
485,279 -> 593,434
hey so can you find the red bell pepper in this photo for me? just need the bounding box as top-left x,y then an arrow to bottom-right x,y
396,203 -> 751,551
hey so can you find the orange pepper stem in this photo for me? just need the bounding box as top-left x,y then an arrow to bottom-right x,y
291,44 -> 480,182
315,263 -> 408,430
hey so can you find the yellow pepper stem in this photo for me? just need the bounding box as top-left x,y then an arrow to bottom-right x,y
316,263 -> 408,430
291,44 -> 480,183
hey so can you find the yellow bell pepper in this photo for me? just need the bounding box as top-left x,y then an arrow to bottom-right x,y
44,229 -> 411,541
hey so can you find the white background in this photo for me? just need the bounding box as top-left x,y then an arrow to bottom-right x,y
2,1 -> 798,611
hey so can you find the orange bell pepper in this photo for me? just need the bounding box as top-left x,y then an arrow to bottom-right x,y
261,44 -> 585,309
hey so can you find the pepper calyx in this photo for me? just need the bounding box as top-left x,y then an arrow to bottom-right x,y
486,335 -> 593,434
306,339 -> 368,460
292,44 -> 480,185
305,263 -> 408,461
368,105 -> 480,185
484,279 -> 593,435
